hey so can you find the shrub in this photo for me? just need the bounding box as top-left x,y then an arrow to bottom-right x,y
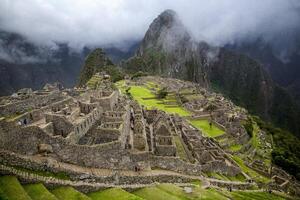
131,71 -> 148,80
253,116 -> 300,180
242,117 -> 254,137
157,87 -> 168,99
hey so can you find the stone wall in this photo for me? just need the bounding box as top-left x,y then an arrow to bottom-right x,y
45,114 -> 74,137
0,91 -> 64,116
68,107 -> 103,143
0,121 -> 138,170
202,160 -> 241,176
149,156 -> 203,176
90,90 -> 119,111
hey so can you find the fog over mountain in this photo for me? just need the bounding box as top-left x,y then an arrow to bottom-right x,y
1,0 -> 300,61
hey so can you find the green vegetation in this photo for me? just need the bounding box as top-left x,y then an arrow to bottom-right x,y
242,117 -> 254,137
157,87 -> 168,99
89,188 -> 143,200
86,75 -> 102,89
125,85 -> 190,116
134,183 -> 228,200
101,65 -> 124,83
124,48 -> 166,75
206,172 -> 246,182
229,144 -> 242,152
131,71 -> 148,80
250,122 -> 260,149
0,187 -> 8,200
133,186 -> 182,200
145,81 -> 159,90
51,186 -> 91,200
189,119 -> 225,138
231,155 -> 270,183
13,165 -> 70,180
78,48 -> 114,86
173,136 -> 189,162
230,191 -> 286,200
0,176 -> 32,200
24,183 -> 58,200
115,80 -> 128,94
0,176 -> 295,200
253,116 -> 300,180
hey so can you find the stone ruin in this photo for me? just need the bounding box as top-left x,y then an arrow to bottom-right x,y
0,74 -> 298,196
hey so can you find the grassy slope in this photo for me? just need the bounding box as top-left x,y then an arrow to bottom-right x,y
0,187 -> 8,200
134,183 -> 291,200
189,119 -> 224,138
231,155 -> 270,183
0,176 -> 295,200
23,183 -> 58,200
231,191 -> 286,200
173,136 -> 189,162
207,172 -> 246,182
127,85 -> 190,116
133,186 -> 183,200
0,176 -> 32,200
89,188 -> 143,200
51,187 -> 91,200
229,144 -> 242,152
134,184 -> 228,200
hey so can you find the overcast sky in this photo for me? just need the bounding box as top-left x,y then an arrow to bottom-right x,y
0,0 -> 300,50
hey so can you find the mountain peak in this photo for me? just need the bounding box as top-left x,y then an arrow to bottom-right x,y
137,9 -> 191,55
156,9 -> 178,26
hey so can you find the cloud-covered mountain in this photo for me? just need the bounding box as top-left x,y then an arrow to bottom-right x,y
226,37 -> 300,105
0,30 -> 88,95
124,9 -> 300,137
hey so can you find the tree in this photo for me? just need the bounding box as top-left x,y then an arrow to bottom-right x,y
157,87 -> 168,99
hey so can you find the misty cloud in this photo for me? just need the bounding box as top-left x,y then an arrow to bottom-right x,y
0,0 -> 300,52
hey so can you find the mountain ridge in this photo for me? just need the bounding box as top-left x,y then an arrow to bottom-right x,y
123,9 -> 300,136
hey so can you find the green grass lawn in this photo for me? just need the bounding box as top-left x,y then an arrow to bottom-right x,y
115,80 -> 127,94
125,85 -> 190,116
134,184 -> 228,200
229,144 -> 242,152
88,188 -> 143,200
145,81 -> 160,90
24,183 -> 58,200
189,119 -> 225,138
173,136 -> 189,162
51,186 -> 91,200
206,172 -> 246,182
0,176 -> 32,200
0,176 -> 295,200
251,122 -> 260,149
231,191 -> 286,200
231,155 -> 270,183
0,187 -> 8,200
133,186 -> 183,200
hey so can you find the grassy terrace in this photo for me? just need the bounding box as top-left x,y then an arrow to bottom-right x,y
24,184 -> 58,200
89,188 -> 143,200
134,183 -> 290,200
173,136 -> 190,162
0,175 -> 295,200
206,172 -> 246,182
189,119 -> 225,138
129,86 -> 190,116
0,176 -> 32,200
231,155 -> 270,183
86,75 -> 102,89
51,186 -> 91,200
229,144 -> 242,152
116,81 -> 190,117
